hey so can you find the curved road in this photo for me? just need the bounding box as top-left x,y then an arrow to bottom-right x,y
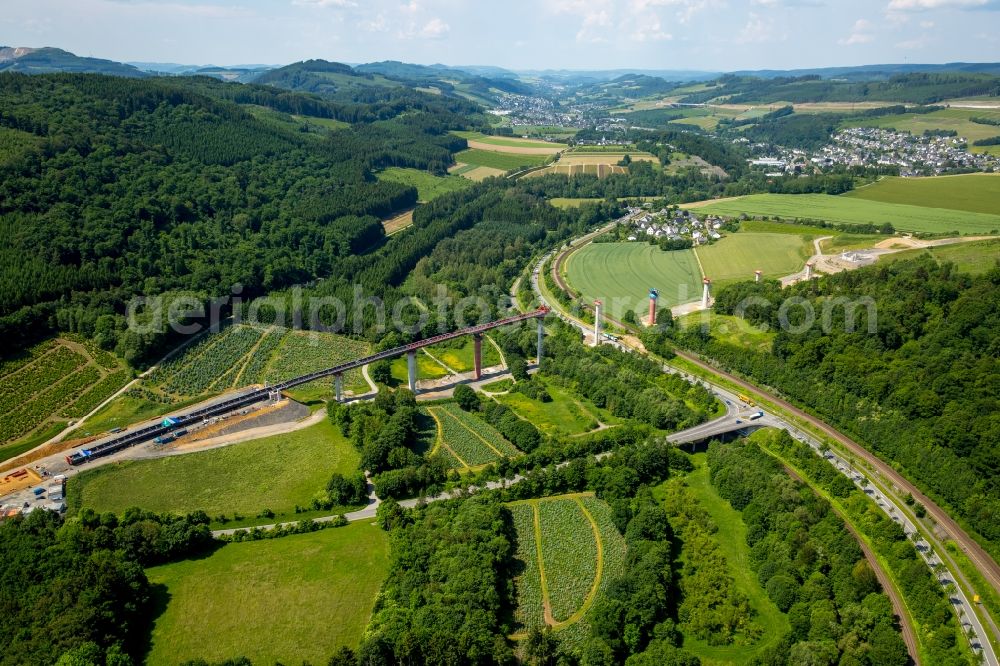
535,227 -> 998,666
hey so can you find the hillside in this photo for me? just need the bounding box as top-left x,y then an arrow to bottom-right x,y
0,47 -> 147,77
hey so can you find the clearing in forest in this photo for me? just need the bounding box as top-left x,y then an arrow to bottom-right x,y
696,232 -> 812,286
508,494 -> 627,645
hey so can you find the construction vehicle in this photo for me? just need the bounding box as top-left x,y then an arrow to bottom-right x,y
738,394 -> 755,407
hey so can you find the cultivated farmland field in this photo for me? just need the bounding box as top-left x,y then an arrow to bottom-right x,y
524,164 -> 628,178
452,131 -> 567,154
844,174 -> 1000,215
427,403 -> 519,468
69,418 -> 360,521
145,522 -> 389,666
696,232 -> 811,285
508,494 -> 626,639
685,193 -> 1000,235
558,152 -> 658,165
263,329 -> 371,402
453,148 -> 550,171
0,337 -> 131,452
375,167 -> 470,202
539,498 -> 599,622
566,243 -> 704,316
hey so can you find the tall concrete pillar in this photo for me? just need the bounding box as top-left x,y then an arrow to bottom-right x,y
805,262 -> 814,279
536,317 -> 544,364
335,373 -> 343,402
407,350 -> 417,393
702,278 -> 712,308
593,300 -> 602,346
648,288 -> 658,326
473,334 -> 483,380
754,270 -> 762,283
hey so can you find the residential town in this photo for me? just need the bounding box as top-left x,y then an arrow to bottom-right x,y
748,127 -> 999,177
620,206 -> 727,245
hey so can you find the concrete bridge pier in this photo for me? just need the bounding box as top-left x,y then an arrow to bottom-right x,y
407,350 -> 417,393
536,318 -> 544,364
473,334 -> 483,380
334,373 -> 343,402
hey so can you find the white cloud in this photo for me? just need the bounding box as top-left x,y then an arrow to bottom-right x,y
419,17 -> 449,39
292,0 -> 356,7
735,12 -> 781,44
887,0 -> 996,10
840,18 -> 875,44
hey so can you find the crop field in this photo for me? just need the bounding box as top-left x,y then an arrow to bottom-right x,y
452,131 -> 567,154
382,209 -> 413,235
496,380 -> 607,437
685,193 -> 1000,235
558,152 -> 658,165
263,329 -> 370,401
509,494 -> 626,638
845,174 -> 1000,215
150,324 -> 264,398
538,498 -> 599,622
69,419 -> 360,521
879,238 -> 1000,275
145,522 -> 389,666
524,164 -> 628,178
842,107 -> 1000,155
697,232 -> 811,284
0,337 -> 130,451
427,403 -> 519,468
566,243 -> 704,316
375,166 -> 470,202
449,163 -> 506,181
453,148 -> 550,172
425,336 -> 502,373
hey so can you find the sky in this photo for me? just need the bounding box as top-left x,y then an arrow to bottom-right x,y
3,0 -> 1000,72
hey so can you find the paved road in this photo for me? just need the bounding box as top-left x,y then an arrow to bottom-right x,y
535,226 -> 998,665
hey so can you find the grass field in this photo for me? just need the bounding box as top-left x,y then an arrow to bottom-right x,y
558,152 -> 658,165
0,337 -> 131,450
145,522 -> 388,666
549,198 -> 604,209
453,148 -> 550,171
453,131 -> 567,152
427,403 -> 519,469
842,107 -> 1000,155
685,193 -> 1000,235
509,494 -> 626,639
389,350 -> 449,385
69,418 -> 360,520
425,336 -> 502,373
879,238 -> 1000,275
495,380 -> 609,437
566,243 -> 703,316
656,456 -> 790,663
845,174 -> 1000,215
375,167 -> 470,202
448,163 -> 506,181
697,232 -> 811,285
674,313 -> 776,353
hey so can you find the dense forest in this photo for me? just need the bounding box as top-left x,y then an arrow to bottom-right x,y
675,258 -> 1000,555
0,508 -> 213,665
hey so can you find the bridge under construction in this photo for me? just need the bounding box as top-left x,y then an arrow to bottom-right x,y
66,307 -> 549,466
